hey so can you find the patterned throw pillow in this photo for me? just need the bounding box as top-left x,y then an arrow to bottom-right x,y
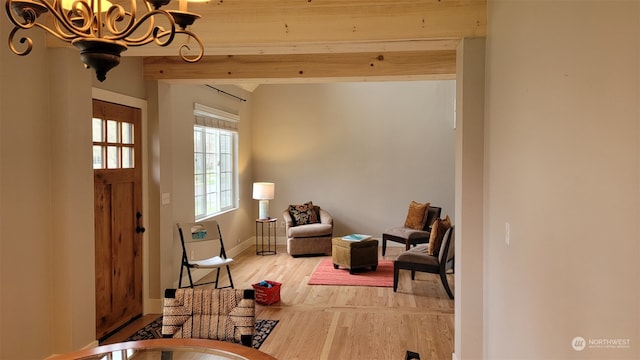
288,201 -> 319,225
404,201 -> 430,230
427,215 -> 452,256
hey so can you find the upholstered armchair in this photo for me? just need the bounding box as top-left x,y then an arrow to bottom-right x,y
283,202 -> 333,256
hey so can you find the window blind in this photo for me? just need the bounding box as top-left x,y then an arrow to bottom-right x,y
194,103 -> 239,131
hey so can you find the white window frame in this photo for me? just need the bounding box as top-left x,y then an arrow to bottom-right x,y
193,104 -> 239,220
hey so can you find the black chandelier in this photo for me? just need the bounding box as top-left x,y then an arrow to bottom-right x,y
5,0 -> 204,81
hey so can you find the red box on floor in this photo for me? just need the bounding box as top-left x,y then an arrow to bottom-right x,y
252,280 -> 281,305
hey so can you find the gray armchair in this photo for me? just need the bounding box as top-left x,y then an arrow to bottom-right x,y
283,204 -> 333,256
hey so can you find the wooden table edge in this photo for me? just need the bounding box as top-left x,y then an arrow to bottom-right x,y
47,338 -> 277,360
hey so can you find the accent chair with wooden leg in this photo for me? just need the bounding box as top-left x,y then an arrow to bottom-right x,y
393,225 -> 455,299
382,203 -> 441,256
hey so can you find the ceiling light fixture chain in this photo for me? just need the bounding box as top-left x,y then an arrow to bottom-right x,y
5,0 -> 203,81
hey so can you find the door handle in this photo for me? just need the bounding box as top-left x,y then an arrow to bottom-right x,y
136,211 -> 146,234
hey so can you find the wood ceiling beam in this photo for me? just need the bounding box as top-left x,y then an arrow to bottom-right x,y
43,1 -> 485,82
140,38 -> 462,57
143,49 -> 456,82
47,1 -> 485,57
181,0 -> 485,50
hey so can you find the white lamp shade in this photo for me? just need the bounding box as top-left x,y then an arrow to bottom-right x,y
252,182 -> 275,200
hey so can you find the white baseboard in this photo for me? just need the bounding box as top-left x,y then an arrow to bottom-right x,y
228,237 -> 256,257
238,235 -> 289,251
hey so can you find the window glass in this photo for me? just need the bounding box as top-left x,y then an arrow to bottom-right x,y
107,146 -> 119,169
107,120 -> 119,143
122,147 -> 134,168
122,122 -> 133,144
92,118 -> 104,142
93,145 -> 104,169
193,123 -> 238,220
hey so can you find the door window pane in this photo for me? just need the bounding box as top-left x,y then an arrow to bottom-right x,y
107,146 -> 119,169
93,145 -> 104,169
107,120 -> 119,143
92,118 -> 104,142
122,123 -> 133,144
122,147 -> 134,168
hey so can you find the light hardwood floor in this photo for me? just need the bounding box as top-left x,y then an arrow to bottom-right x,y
102,245 -> 454,360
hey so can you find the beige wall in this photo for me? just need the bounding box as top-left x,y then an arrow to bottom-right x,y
455,37 -> 485,359
93,57 -> 146,99
251,81 -> 456,238
484,1 -> 639,359
0,22 -> 54,359
0,31 -> 102,358
0,26 -> 148,357
49,48 -> 95,353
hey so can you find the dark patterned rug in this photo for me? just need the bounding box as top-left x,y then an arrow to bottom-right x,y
125,317 -> 279,349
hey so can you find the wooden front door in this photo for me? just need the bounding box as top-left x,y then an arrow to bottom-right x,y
93,99 -> 143,340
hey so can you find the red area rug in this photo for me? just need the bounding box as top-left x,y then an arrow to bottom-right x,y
308,258 -> 394,287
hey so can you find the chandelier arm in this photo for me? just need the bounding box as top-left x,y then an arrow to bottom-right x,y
176,29 -> 204,63
6,21 -> 83,54
35,21 -> 83,41
103,5 -> 131,36
50,16 -> 93,41
57,0 -> 95,35
103,8 -> 155,44
5,0 -> 34,29
28,0 -> 98,41
101,2 -> 148,41
34,0 -> 93,40
112,9 -> 176,47
7,26 -> 33,55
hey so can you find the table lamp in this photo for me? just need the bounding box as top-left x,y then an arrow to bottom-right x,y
253,182 -> 275,219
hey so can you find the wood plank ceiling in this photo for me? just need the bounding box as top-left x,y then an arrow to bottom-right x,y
48,0 -> 486,84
